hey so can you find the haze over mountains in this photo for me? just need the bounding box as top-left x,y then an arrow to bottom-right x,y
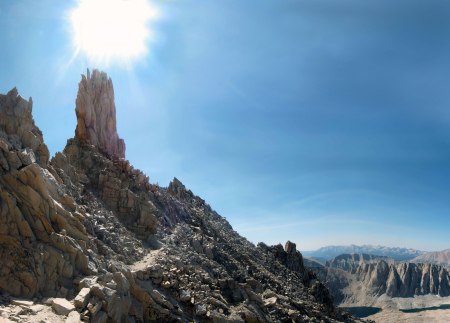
303,245 -> 426,262
412,249 -> 450,267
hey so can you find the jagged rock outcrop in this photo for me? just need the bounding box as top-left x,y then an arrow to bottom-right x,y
354,261 -> 450,297
258,241 -> 309,281
0,88 -> 49,167
257,241 -> 335,308
0,89 -> 92,297
412,249 -> 450,266
74,69 -> 125,159
327,253 -> 394,273
0,71 -> 364,322
53,138 -> 158,238
309,253 -> 450,305
168,177 -> 196,202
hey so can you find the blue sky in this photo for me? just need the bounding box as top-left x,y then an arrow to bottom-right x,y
1,0 -> 449,251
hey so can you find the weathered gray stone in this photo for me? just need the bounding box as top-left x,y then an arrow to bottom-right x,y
74,288 -> 90,308
65,311 -> 81,323
10,299 -> 33,307
18,148 -> 35,166
0,75 -> 366,323
52,298 -> 75,315
74,69 -> 125,159
179,290 -> 191,302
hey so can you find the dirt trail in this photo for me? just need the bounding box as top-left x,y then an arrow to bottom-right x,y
129,248 -> 162,271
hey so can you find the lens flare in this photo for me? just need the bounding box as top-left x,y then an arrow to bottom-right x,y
70,0 -> 157,65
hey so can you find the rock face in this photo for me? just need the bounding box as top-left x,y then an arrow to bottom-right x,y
309,254 -> 450,305
327,253 -> 394,273
0,88 -> 49,167
355,261 -> 450,297
0,71 -> 364,323
53,138 -> 158,236
258,241 -> 310,281
412,249 -> 450,266
75,69 -> 125,159
0,89 -> 91,297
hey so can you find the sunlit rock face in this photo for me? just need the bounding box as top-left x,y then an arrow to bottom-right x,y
0,89 -> 91,297
0,73 -> 359,322
0,88 -> 49,167
311,254 -> 450,305
75,69 -> 125,159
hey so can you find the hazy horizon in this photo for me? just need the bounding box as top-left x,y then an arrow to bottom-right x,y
1,0 -> 450,251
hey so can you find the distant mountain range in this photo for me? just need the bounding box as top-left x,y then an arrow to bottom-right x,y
302,244 -> 426,261
309,253 -> 450,304
412,249 -> 450,266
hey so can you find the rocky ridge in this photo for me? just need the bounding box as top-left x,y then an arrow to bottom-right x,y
303,245 -> 425,262
310,254 -> 450,306
0,87 -> 92,298
326,254 -> 394,273
412,249 -> 450,267
353,261 -> 450,298
0,70 -> 364,322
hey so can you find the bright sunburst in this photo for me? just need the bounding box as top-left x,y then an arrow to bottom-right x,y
70,0 -> 157,65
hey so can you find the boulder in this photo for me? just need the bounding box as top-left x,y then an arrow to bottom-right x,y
74,288 -> 90,308
65,311 -> 81,323
10,299 -> 33,307
52,298 -> 75,315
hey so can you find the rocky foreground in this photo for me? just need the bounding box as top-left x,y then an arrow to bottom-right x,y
0,70 -> 364,322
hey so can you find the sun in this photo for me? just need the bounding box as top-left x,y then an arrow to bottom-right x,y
70,0 -> 157,65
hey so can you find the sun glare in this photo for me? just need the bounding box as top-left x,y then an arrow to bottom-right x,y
70,0 -> 157,65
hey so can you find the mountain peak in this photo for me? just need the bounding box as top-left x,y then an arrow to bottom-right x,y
0,87 -> 49,167
0,81 -> 358,323
75,68 -> 125,159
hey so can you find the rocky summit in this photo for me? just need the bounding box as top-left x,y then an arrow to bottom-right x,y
75,69 -> 125,159
0,70 -> 364,323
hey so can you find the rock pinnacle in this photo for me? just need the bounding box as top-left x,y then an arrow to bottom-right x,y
75,69 -> 125,159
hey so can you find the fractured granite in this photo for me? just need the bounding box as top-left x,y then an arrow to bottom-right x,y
0,71 -> 364,322
75,69 -> 125,159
